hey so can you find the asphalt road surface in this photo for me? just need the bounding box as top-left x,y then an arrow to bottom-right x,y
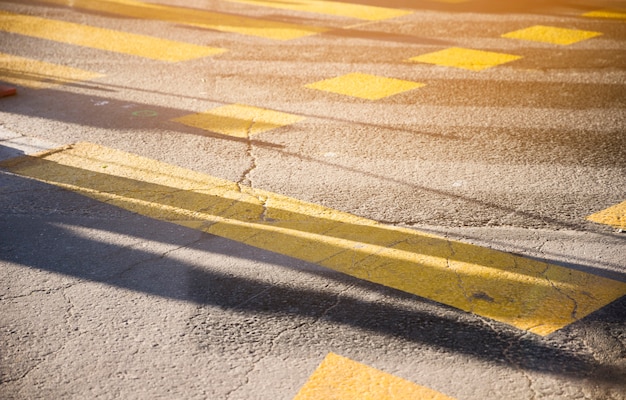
1,0 -> 625,399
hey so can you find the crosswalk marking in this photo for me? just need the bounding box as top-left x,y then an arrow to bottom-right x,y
36,0 -> 328,41
408,47 -> 522,71
0,52 -> 103,89
225,0 -> 412,21
502,25 -> 602,45
172,104 -> 305,138
3,142 -> 625,336
294,353 -> 456,400
0,11 -> 225,62
305,73 -> 425,100
587,201 -> 626,229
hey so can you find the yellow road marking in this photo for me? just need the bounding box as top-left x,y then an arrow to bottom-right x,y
294,353 -> 456,400
583,9 -> 626,20
0,11 -> 224,62
587,201 -> 626,229
36,0 -> 327,41
408,47 -> 522,71
305,73 -> 425,100
502,25 -> 602,45
172,104 -> 305,138
0,52 -> 102,89
225,0 -> 411,21
3,143 -> 625,336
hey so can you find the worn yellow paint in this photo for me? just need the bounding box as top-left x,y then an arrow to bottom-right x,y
3,142 -> 626,336
408,47 -> 522,71
502,25 -> 602,45
0,52 -> 102,89
172,104 -> 305,138
225,0 -> 411,21
37,0 -> 327,41
294,353 -> 456,400
587,201 -> 626,229
583,9 -> 626,20
305,73 -> 425,100
0,11 -> 224,62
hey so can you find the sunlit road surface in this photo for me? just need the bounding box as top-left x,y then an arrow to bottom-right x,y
1,0 -> 625,399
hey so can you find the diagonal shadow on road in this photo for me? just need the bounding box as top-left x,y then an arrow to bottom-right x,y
1,169 -> 625,387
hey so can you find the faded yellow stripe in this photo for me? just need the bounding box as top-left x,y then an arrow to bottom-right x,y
0,52 -> 102,89
226,0 -> 411,21
587,201 -> 626,229
3,143 -> 625,336
173,104 -> 305,138
583,9 -> 626,20
294,353 -> 456,400
502,25 -> 602,46
0,11 -> 225,62
37,0 -> 327,40
409,47 -> 522,71
305,73 -> 425,100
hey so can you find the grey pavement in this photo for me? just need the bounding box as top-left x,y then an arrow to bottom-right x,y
1,0 -> 626,399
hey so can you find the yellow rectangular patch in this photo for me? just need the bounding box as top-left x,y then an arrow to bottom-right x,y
172,104 -> 305,138
305,73 -> 425,100
225,0 -> 412,21
294,353 -> 456,400
0,52 -> 103,89
502,25 -> 602,45
587,201 -> 626,229
3,142 -> 625,336
36,0 -> 327,41
408,47 -> 522,71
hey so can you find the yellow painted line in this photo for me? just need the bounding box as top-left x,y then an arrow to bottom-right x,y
172,104 -> 305,138
0,52 -> 102,89
305,73 -> 425,100
3,142 -> 626,336
408,47 -> 522,71
502,25 -> 602,45
587,201 -> 626,229
583,9 -> 626,20
294,353 -> 456,400
225,0 -> 411,21
0,11 -> 225,62
37,0 -> 327,41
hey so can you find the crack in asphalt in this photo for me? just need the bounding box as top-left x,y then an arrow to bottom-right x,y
238,118 -> 257,190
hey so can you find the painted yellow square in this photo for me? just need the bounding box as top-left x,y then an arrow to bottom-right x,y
408,47 -> 522,71
587,201 -> 626,229
502,25 -> 602,45
583,9 -> 626,20
294,353 -> 456,400
172,104 -> 304,138
305,73 -> 425,100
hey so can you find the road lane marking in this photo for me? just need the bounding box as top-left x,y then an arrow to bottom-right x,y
408,48 -> 522,71
294,353 -> 456,400
225,0 -> 412,21
0,52 -> 103,89
36,0 -> 327,41
305,73 -> 425,100
587,201 -> 626,229
3,142 -> 625,336
502,25 -> 602,45
0,11 -> 225,62
172,104 -> 305,138
583,9 -> 626,20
